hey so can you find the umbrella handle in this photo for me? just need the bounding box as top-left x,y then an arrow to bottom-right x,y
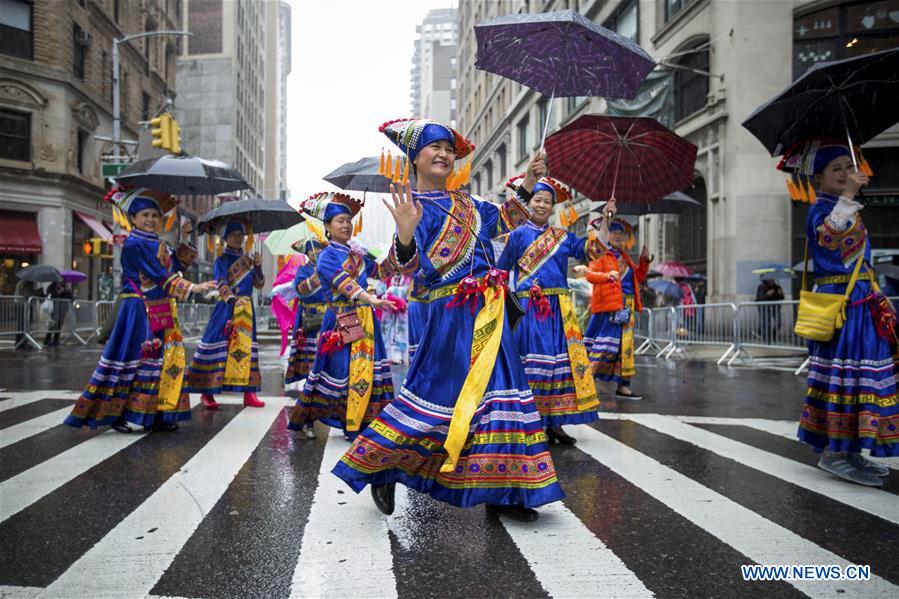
539,89 -> 556,154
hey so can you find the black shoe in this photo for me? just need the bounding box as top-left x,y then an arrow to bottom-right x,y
111,422 -> 132,434
152,421 -> 179,432
615,388 -> 643,401
486,504 -> 539,523
371,482 -> 396,515
546,427 -> 576,446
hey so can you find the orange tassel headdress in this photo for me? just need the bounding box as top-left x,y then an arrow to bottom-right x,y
776,139 -> 873,204
378,118 -> 475,191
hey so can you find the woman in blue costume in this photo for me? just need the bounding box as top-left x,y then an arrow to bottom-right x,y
406,271 -> 429,363
186,220 -> 266,410
287,192 -> 397,437
65,189 -> 216,433
332,118 -> 565,523
496,168 -> 606,445
779,141 -> 897,487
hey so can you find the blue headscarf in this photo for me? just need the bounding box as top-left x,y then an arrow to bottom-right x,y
127,196 -> 162,215
609,221 -> 627,233
323,202 -> 351,223
531,181 -> 557,202
413,123 -> 456,161
813,145 -> 851,174
223,221 -> 246,238
303,239 -> 324,254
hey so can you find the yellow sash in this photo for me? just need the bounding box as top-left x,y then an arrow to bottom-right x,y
620,295 -> 636,379
559,293 -> 599,411
223,297 -> 254,387
345,306 -> 375,431
157,299 -> 185,411
440,285 -> 505,474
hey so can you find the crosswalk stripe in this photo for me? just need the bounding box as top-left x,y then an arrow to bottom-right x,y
672,415 -> 798,439
0,586 -> 42,598
39,401 -> 281,599
0,391 -> 78,413
575,426 -> 899,598
500,500 -> 655,598
0,397 -> 200,523
627,414 -> 899,525
289,431 -> 397,599
0,407 -> 73,449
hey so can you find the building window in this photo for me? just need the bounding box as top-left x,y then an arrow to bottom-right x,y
537,97 -> 549,137
484,159 -> 493,191
76,129 -> 88,174
793,2 -> 899,79
113,0 -> 120,23
73,24 -> 88,79
665,0 -> 688,23
676,178 -> 707,268
517,116 -> 529,161
0,109 -> 31,161
604,0 -> 638,42
0,0 -> 33,60
673,41 -> 709,122
473,173 -> 481,196
141,92 -> 150,121
497,144 -> 507,182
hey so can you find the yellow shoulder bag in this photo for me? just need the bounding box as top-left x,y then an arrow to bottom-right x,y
793,241 -> 863,342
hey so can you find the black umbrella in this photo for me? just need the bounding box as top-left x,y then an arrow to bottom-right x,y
114,154 -> 251,195
198,197 -> 304,235
16,264 -> 62,283
324,156 -> 416,193
742,48 -> 899,157
596,191 -> 702,215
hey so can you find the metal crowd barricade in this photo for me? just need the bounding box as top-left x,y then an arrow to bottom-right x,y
0,295 -> 41,350
725,300 -> 806,367
95,300 -> 116,337
651,303 -> 738,360
633,308 -> 658,355
69,299 -> 98,344
26,296 -> 89,347
648,307 -> 677,358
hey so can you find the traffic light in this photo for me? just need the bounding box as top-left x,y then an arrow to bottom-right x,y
149,112 -> 182,154
150,113 -> 172,151
82,238 -> 102,256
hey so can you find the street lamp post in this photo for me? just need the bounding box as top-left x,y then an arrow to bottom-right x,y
111,30 -> 191,163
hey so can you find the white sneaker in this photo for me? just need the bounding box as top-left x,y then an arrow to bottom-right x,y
303,426 -> 317,439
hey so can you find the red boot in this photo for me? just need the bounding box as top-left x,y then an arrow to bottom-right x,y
243,392 -> 265,408
200,394 -> 220,410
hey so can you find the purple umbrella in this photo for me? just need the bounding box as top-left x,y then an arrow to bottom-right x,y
474,10 -> 655,100
60,270 -> 88,284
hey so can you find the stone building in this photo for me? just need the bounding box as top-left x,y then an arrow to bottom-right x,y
456,0 -> 898,301
0,0 -> 182,298
410,7 -> 459,126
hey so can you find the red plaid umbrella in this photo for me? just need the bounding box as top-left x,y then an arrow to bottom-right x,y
657,261 -> 693,278
545,115 -> 697,203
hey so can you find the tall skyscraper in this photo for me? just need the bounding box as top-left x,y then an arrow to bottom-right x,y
409,7 -> 458,125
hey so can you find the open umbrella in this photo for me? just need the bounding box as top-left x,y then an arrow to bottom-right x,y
325,156 -> 416,193
474,10 -> 654,99
596,191 -> 702,215
16,265 -> 62,283
264,220 -> 327,255
474,9 -> 655,147
545,115 -> 697,203
657,261 -> 693,278
647,279 -> 682,300
752,264 -> 795,281
60,269 -> 88,284
114,154 -> 251,195
198,197 -> 305,235
741,47 -> 899,159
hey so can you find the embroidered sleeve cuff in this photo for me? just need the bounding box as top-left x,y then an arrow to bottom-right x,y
388,234 -> 419,274
817,215 -> 867,267
333,270 -> 364,300
164,275 -> 193,302
824,196 -> 863,231
498,194 -> 530,236
217,281 -> 235,303
585,234 -> 608,261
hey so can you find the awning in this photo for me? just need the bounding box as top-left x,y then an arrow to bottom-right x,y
75,211 -> 113,242
0,211 -> 42,255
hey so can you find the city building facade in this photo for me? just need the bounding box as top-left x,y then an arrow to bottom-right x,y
456,0 -> 898,301
0,0 -> 182,298
410,7 -> 459,126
